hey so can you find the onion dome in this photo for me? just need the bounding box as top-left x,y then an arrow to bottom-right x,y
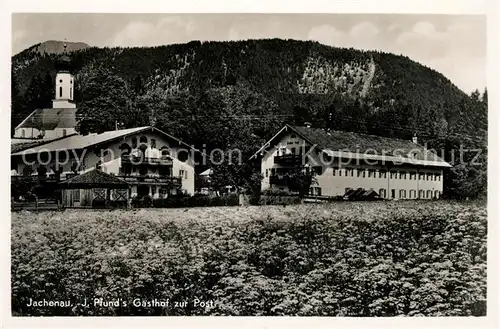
55,42 -> 72,72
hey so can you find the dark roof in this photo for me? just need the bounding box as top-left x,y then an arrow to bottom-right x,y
59,169 -> 129,189
16,108 -> 77,130
11,134 -> 76,154
11,140 -> 49,153
290,125 -> 442,161
13,126 -> 206,157
250,125 -> 450,167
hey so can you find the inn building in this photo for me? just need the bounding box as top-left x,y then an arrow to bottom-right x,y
250,125 -> 452,199
11,126 -> 199,198
11,44 -> 199,202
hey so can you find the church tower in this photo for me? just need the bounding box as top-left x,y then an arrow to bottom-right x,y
52,42 -> 76,109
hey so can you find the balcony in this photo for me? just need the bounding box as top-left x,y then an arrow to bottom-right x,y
269,175 -> 289,186
115,174 -> 182,186
121,154 -> 173,166
273,154 -> 305,165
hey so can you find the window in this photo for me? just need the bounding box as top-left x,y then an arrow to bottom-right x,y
179,169 -> 185,178
70,87 -> 72,99
290,147 -> 296,155
427,173 -> 432,181
435,173 -> 440,181
21,129 -> 25,137
379,170 -> 387,179
63,129 -> 67,136
139,135 -> 148,144
315,187 -> 322,196
390,171 -> 397,179
151,186 -> 156,196
72,189 -> 80,201
391,189 -> 396,199
59,87 -> 62,98
419,190 -> 424,199
434,190 -> 440,199
178,150 -> 189,162
338,169 -> 343,176
151,139 -> 157,149
368,169 -> 375,178
290,134 -> 296,138
399,189 -> 406,199
346,168 -> 353,177
379,188 -> 386,198
427,190 -> 432,199
399,171 -> 406,180
410,172 -> 416,180
265,169 -> 268,177
332,168 -> 336,176
357,169 -> 362,178
160,146 -> 170,158
419,173 -> 425,180
314,166 -> 322,175
132,137 -> 138,148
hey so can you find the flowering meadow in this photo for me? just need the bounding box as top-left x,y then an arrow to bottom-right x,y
11,201 -> 487,316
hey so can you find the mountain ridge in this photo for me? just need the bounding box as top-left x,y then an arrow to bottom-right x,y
16,40 -> 90,56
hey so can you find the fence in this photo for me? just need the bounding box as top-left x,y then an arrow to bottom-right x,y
11,199 -> 60,212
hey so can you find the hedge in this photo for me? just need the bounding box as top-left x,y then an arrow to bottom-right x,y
132,194 -> 240,208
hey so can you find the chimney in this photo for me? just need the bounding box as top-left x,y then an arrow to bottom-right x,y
412,134 -> 418,144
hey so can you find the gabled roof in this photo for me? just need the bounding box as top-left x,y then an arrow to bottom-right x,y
12,126 -> 203,156
59,169 -> 129,189
250,125 -> 451,168
15,108 -> 77,130
11,134 -> 77,154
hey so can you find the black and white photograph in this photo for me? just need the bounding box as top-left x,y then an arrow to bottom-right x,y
3,0 -> 497,327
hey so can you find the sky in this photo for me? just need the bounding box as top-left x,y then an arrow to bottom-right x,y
12,13 -> 486,94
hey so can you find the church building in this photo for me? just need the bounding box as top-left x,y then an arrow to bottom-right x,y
13,43 -> 77,141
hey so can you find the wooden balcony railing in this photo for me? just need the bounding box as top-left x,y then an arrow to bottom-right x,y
273,154 -> 305,165
115,175 -> 182,186
121,154 -> 173,166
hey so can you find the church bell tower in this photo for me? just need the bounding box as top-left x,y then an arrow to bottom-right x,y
52,42 -> 76,109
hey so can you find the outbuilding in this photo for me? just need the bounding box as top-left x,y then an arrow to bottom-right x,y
58,169 -> 129,208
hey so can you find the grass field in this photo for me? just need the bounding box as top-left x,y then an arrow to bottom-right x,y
11,201 -> 487,316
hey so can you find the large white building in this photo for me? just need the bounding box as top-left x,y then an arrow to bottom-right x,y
11,126 -> 199,197
250,125 -> 452,199
13,44 -> 77,141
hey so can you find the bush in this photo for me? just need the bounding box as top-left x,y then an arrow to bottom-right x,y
11,201 -> 487,316
149,194 -> 240,208
259,195 -> 302,206
262,189 -> 298,197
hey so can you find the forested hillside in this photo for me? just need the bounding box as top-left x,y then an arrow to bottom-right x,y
11,39 -> 487,198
